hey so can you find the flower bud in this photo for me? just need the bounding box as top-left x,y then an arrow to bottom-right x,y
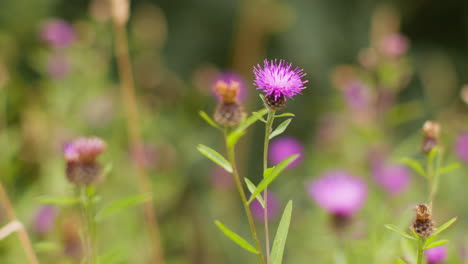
212,80 -> 245,127
64,137 -> 106,185
412,204 -> 434,238
421,121 -> 440,154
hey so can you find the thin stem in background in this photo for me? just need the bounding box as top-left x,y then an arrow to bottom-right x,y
224,130 -> 266,264
78,186 -> 98,264
262,110 -> 275,264
110,1 -> 165,262
0,183 -> 39,264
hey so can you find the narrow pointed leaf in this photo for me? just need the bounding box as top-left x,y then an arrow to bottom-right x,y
271,201 -> 293,264
215,221 -> 259,254
275,113 -> 295,118
248,155 -> 298,204
384,224 -> 417,240
244,178 -> 264,208
269,119 -> 292,140
228,108 -> 268,147
95,194 -> 152,222
199,111 -> 222,130
252,111 -> 267,123
424,240 -> 448,250
399,158 -> 427,178
431,217 -> 457,237
438,163 -> 460,176
197,144 -> 232,173
38,196 -> 80,206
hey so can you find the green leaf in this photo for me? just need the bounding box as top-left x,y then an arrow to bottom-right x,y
38,196 -> 79,206
98,248 -> 127,264
271,201 -> 293,264
384,224 -> 417,240
431,217 -> 457,237
102,163 -> 113,178
199,110 -> 222,130
244,178 -> 264,208
95,194 -> 152,222
252,111 -> 267,123
227,108 -> 268,147
438,162 -> 460,176
248,155 -> 299,204
214,221 -> 259,254
275,113 -> 295,118
197,144 -> 232,173
399,158 -> 427,178
269,119 -> 292,140
34,242 -> 60,253
396,258 -> 408,264
424,240 -> 448,250
428,146 -> 440,165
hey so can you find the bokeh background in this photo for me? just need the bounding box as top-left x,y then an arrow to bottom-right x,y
1,0 -> 468,263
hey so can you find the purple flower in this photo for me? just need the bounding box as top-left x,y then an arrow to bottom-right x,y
379,33 -> 409,58
342,81 -> 371,110
40,19 -> 76,49
308,171 -> 367,216
269,136 -> 304,169
64,137 -> 106,163
210,166 -> 234,189
213,72 -> 247,103
455,132 -> 468,162
33,205 -> 57,234
47,53 -> 71,79
373,164 -> 410,195
425,245 -> 447,264
254,59 -> 307,101
250,192 -> 280,221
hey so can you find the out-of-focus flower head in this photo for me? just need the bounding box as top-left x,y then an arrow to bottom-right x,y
213,72 -> 247,103
308,171 -> 367,217
269,136 -> 304,169
40,19 -> 76,49
213,79 -> 245,127
379,33 -> 409,58
250,192 -> 280,221
210,166 -> 234,189
421,121 -> 441,154
254,59 -> 307,110
342,80 -> 371,110
425,245 -> 447,264
33,205 -> 57,235
373,163 -> 410,195
47,53 -> 71,79
455,132 -> 468,162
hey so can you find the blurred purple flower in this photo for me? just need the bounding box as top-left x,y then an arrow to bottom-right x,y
213,72 -> 247,103
254,59 -> 307,101
425,245 -> 447,264
47,54 -> 71,79
269,136 -> 304,169
379,33 -> 409,58
455,132 -> 468,162
250,192 -> 280,221
40,19 -> 76,49
210,166 -> 234,189
342,81 -> 370,110
64,137 -> 106,163
373,164 -> 410,195
33,205 -> 57,234
130,144 -> 157,169
308,171 -> 367,216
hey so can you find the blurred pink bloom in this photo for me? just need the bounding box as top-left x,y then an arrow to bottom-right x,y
40,19 -> 76,49
47,54 -> 70,79
250,192 -> 280,221
425,245 -> 447,264
269,136 -> 304,169
212,72 -> 247,103
379,33 -> 409,58
342,81 -> 371,110
209,166 -> 233,189
33,205 -> 57,234
373,164 -> 410,195
308,171 -> 367,216
455,132 -> 468,162
130,144 -> 157,169
64,137 -> 106,163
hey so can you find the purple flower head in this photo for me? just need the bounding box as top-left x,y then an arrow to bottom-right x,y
373,164 -> 410,195
455,132 -> 468,162
254,59 -> 307,101
40,19 -> 76,49
47,53 -> 71,79
425,245 -> 447,264
250,192 -> 280,221
63,137 -> 106,163
269,136 -> 304,169
210,166 -> 234,189
342,81 -> 371,110
33,205 -> 57,234
212,72 -> 247,103
379,33 -> 409,58
308,171 -> 367,216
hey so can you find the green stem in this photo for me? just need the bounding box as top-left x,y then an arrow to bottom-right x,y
416,239 -> 425,264
224,130 -> 266,264
79,186 -> 98,264
262,110 -> 275,264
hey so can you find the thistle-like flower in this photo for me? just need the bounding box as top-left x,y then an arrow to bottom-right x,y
64,137 -> 107,185
412,204 -> 434,238
213,80 -> 245,127
254,59 -> 307,110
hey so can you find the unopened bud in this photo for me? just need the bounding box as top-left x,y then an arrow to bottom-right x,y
214,102 -> 245,127
412,204 -> 434,238
421,121 -> 440,154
